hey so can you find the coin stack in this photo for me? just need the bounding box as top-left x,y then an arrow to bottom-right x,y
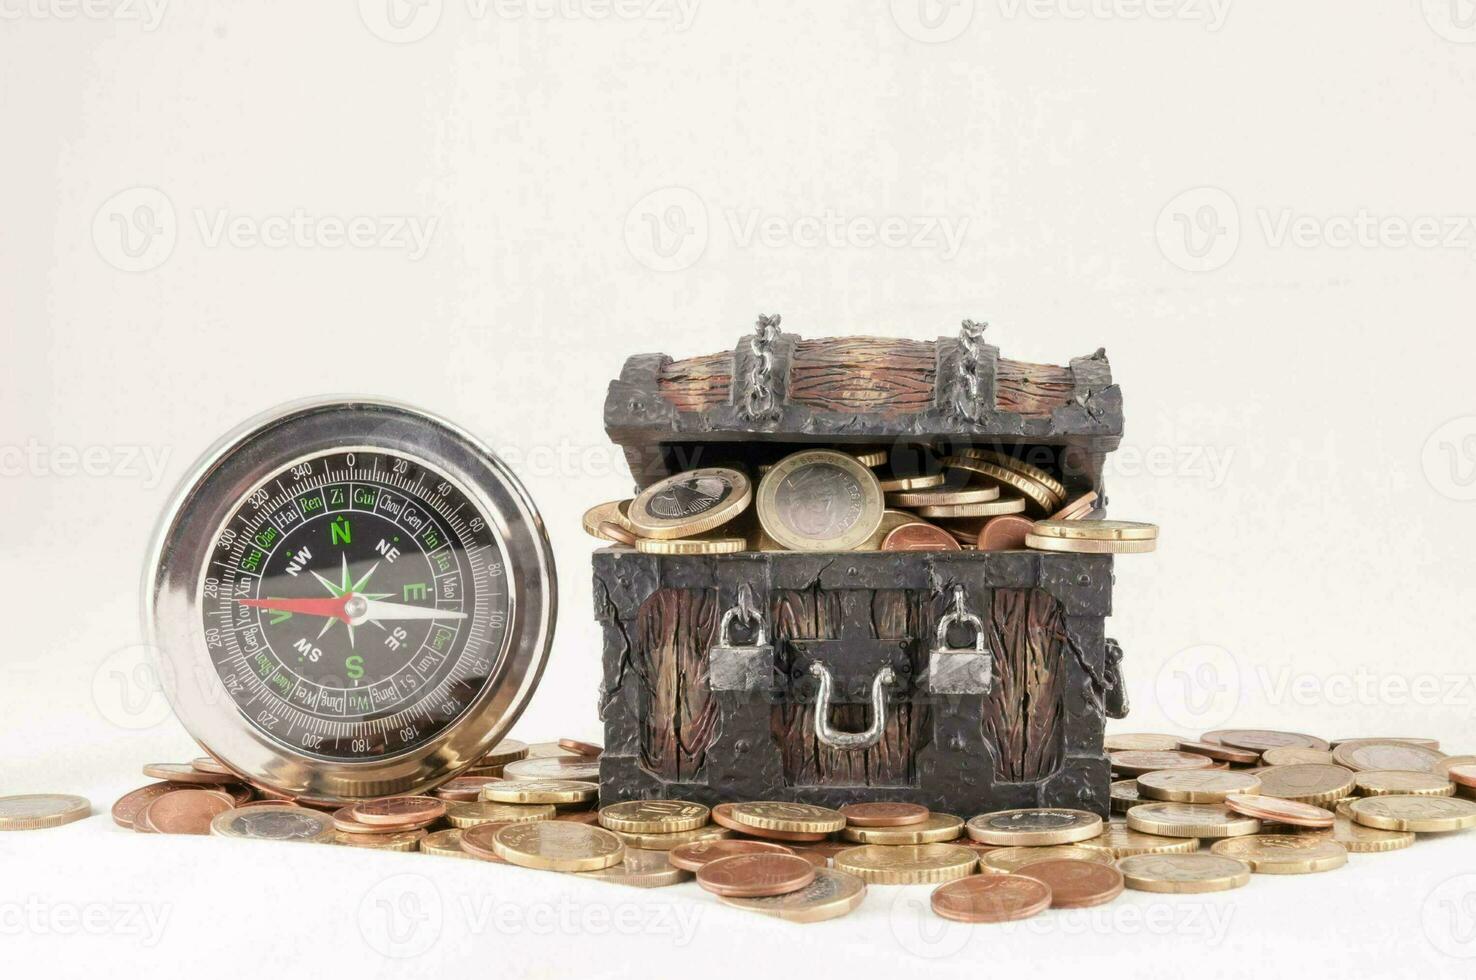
12,723 -> 1471,930
584,447 -> 1157,555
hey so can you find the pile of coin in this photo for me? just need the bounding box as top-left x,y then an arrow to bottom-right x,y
584,447 -> 1157,554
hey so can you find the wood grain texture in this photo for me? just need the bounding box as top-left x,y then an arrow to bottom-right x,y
983,588 -> 1066,781
633,588 -> 720,782
654,337 -> 1076,418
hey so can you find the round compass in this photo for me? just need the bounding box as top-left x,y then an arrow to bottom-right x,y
146,398 -> 556,802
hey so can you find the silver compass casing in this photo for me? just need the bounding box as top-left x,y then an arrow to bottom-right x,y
144,397 -> 556,803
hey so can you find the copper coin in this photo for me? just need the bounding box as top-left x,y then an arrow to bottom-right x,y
711,803 -> 829,842
141,763 -> 237,785
596,521 -> 638,545
1017,859 -> 1125,909
1177,740 -> 1260,765
457,823 -> 510,863
696,853 -> 816,898
190,756 -> 233,776
555,810 -> 603,825
668,838 -> 794,872
1049,492 -> 1099,521
350,796 -> 447,828
931,873 -> 1053,923
139,790 -> 235,835
558,738 -> 604,758
112,782 -> 178,828
1449,765 -> 1476,789
1110,750 -> 1216,776
787,841 -> 852,867
977,514 -> 1034,551
1213,730 -> 1331,753
882,523 -> 961,552
1224,794 -> 1334,828
839,802 -> 930,827
434,776 -> 504,802
236,799 -> 301,809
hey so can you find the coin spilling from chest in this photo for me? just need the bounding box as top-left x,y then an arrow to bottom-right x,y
598,800 -> 709,834
930,874 -> 1053,924
721,868 -> 867,922
1210,835 -> 1349,874
1117,853 -> 1252,893
757,451 -> 884,552
966,808 -> 1103,846
627,467 -> 752,540
976,514 -> 1036,551
880,522 -> 962,551
696,852 -> 817,898
956,448 -> 1069,502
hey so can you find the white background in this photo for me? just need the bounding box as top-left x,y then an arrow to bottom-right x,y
4,1 -> 1476,976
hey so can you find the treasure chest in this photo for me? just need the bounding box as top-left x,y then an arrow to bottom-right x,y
593,317 -> 1130,817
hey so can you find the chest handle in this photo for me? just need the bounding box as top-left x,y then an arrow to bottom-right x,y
808,661 -> 896,752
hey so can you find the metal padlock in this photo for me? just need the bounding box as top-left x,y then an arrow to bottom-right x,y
708,584 -> 775,693
926,585 -> 993,694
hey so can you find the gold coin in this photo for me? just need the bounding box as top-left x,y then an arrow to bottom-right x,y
877,472 -> 946,492
444,800 -> 556,828
1332,740 -> 1447,774
1302,815 -> 1415,854
860,510 -> 919,549
635,535 -> 747,555
1125,803 -> 1261,839
914,497 -> 1027,519
887,483 -> 1000,508
1105,734 -> 1183,752
1347,794 -> 1476,832
1209,729 -> 1330,752
502,756 -> 600,781
481,780 -> 599,805
209,805 -> 336,842
833,843 -> 977,884
421,828 -> 472,858
1095,822 -> 1200,858
965,808 -> 1103,846
627,467 -> 752,540
955,448 -> 1068,501
575,847 -> 692,888
978,844 -> 1116,874
1110,750 -> 1216,776
1261,747 -> 1335,767
757,451 -> 884,552
840,813 -> 963,845
1029,519 -> 1159,541
1117,853 -> 1251,894
1254,764 -> 1356,805
0,794 -> 91,831
492,821 -> 625,872
1025,533 -> 1157,554
1136,769 -> 1262,803
613,825 -> 732,851
1210,835 -> 1348,874
598,799 -> 709,833
853,450 -> 888,468
1435,755 -> 1476,778
728,801 -> 847,835
334,829 -> 425,852
582,500 -> 634,540
480,738 -> 530,766
1353,770 -> 1455,797
1111,779 -> 1148,814
943,457 -> 1059,512
720,868 -> 866,922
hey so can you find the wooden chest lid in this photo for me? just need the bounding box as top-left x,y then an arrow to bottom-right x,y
604,316 -> 1123,453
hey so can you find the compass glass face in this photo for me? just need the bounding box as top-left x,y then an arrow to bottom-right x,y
200,449 -> 508,761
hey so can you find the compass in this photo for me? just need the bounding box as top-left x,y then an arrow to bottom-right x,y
146,398 -> 556,802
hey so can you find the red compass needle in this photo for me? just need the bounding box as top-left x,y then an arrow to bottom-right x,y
237,594 -> 352,622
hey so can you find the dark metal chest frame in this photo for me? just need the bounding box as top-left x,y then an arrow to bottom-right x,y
595,316 -> 1131,818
